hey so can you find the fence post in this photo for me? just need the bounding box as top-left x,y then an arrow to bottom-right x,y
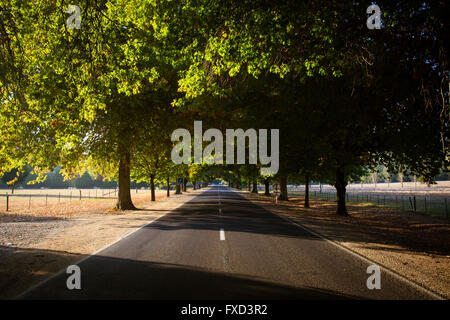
413,196 -> 417,212
59,192 -> 61,203
46,194 -> 48,206
28,195 -> 31,209
6,195 -> 9,211
79,190 -> 82,200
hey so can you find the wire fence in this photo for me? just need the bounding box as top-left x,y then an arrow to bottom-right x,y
286,188 -> 449,219
0,187 -> 151,212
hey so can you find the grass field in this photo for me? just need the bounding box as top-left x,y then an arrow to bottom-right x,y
0,188 -> 169,218
287,182 -> 450,218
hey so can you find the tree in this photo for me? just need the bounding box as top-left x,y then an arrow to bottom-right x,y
0,166 -> 32,193
133,130 -> 174,202
0,1 -> 193,209
73,171 -> 95,189
46,167 -> 69,189
262,176 -> 274,196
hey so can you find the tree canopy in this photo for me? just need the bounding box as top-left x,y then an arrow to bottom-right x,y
1,1 -> 448,215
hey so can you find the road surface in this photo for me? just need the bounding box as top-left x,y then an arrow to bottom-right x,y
20,186 -> 438,299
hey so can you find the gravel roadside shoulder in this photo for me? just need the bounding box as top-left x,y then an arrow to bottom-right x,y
0,190 -> 202,299
241,191 -> 450,299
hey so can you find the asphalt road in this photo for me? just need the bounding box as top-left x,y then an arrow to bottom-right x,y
20,186 -> 437,299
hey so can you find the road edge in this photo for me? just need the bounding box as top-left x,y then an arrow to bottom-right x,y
14,189 -> 206,300
239,190 -> 445,300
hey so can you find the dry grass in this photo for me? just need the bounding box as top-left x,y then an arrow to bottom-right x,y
254,193 -> 450,254
243,191 -> 450,298
0,189 -> 169,222
294,181 -> 450,197
0,189 -> 199,299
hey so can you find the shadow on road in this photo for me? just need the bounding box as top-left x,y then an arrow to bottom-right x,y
142,189 -> 319,241
19,253 -> 359,300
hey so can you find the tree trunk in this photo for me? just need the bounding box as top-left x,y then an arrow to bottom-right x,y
304,174 -> 310,208
150,175 -> 156,201
11,185 -> 15,194
264,179 -> 270,196
193,181 -> 197,190
252,180 -> 258,193
116,151 -> 136,210
248,179 -> 251,191
183,178 -> 187,192
175,178 -> 182,194
166,175 -> 170,197
334,168 -> 348,216
279,176 -> 288,201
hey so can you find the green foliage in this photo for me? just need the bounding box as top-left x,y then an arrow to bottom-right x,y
73,171 -> 94,189
0,165 -> 32,191
0,1 -> 447,212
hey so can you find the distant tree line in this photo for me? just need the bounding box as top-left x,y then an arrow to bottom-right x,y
0,166 -> 150,192
357,166 -> 450,184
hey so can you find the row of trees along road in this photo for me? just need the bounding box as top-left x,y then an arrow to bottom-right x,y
0,1 -> 448,215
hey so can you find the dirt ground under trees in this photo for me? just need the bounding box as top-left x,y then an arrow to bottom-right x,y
0,189 -> 201,299
242,190 -> 450,299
